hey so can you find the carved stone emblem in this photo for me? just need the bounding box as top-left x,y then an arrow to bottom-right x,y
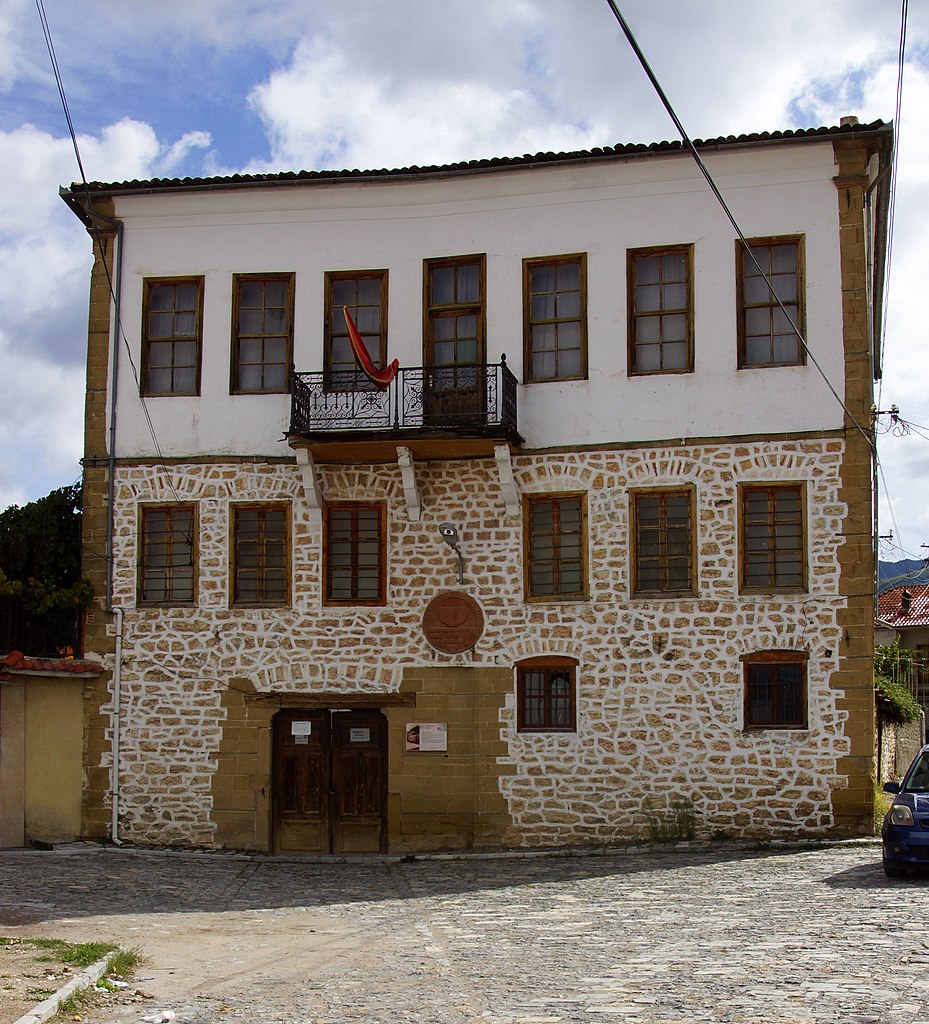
422,591 -> 484,654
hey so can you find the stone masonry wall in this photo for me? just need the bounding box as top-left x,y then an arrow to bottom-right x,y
91,436 -> 856,848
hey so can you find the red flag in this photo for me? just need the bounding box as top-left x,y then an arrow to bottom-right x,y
343,306 -> 399,391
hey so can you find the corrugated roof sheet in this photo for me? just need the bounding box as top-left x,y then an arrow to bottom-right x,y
66,119 -> 891,197
877,584 -> 929,627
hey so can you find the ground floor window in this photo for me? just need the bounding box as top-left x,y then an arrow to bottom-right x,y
742,651 -> 808,729
516,657 -> 577,732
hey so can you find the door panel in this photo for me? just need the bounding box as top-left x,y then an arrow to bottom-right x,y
272,711 -> 329,853
272,708 -> 387,855
331,712 -> 387,854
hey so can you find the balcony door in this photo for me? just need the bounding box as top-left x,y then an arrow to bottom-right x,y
424,255 -> 486,426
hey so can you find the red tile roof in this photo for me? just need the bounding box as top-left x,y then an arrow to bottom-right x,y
877,585 -> 929,627
0,650 -> 104,680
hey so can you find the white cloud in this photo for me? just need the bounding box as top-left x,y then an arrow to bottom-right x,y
0,117 -> 217,509
249,35 -> 605,172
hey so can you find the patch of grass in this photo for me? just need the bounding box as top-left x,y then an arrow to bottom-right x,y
104,947 -> 141,980
25,987 -> 56,1000
0,937 -> 118,969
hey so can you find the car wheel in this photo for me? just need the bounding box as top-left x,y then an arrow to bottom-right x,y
883,861 -> 907,878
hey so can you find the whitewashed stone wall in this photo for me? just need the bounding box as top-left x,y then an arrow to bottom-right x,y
97,437 -> 849,846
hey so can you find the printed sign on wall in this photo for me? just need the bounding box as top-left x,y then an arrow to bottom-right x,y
405,722 -> 448,752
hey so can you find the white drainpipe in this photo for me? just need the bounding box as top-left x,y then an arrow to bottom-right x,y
111,607 -> 123,845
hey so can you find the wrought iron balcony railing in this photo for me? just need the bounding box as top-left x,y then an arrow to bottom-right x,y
290,359 -> 519,437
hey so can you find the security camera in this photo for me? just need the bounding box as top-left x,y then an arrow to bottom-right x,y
438,523 -> 459,549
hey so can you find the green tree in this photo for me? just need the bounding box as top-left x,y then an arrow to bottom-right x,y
0,484 -> 92,655
874,637 -> 923,725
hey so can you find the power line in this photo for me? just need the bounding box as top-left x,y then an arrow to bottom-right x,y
35,0 -> 184,508
878,0 -> 908,389
603,0 -> 874,449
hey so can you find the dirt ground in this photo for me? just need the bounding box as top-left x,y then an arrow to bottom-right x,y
0,939 -> 151,1023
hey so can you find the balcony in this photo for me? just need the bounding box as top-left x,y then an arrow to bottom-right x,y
288,359 -> 522,463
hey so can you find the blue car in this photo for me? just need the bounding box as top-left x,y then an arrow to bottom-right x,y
882,743 -> 929,878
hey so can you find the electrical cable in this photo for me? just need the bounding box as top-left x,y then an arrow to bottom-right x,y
35,0 -> 184,508
878,0 -> 908,385
603,0 -> 875,449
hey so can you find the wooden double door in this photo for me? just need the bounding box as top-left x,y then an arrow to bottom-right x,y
272,709 -> 387,855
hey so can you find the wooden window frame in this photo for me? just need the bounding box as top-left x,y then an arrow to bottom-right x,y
736,235 -> 806,369
138,503 -> 197,606
230,502 -> 290,607
324,270 -> 389,389
141,277 -> 204,396
627,244 -> 694,375
516,656 -> 578,732
523,253 -> 588,383
423,254 -> 486,366
323,502 -> 387,607
523,492 -> 588,602
230,273 -> 294,394
741,650 -> 808,730
739,483 -> 807,593
630,486 -> 696,597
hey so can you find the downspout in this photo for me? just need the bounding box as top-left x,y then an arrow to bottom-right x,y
111,607 -> 124,845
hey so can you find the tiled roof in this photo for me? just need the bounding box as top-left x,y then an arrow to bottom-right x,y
0,650 -> 104,679
65,120 -> 891,198
877,585 -> 929,627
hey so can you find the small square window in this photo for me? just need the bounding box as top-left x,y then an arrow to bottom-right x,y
743,652 -> 807,729
517,658 -> 577,732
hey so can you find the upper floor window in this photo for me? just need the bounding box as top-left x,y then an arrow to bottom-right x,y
740,484 -> 805,591
232,503 -> 289,606
524,493 -> 586,601
232,274 -> 293,393
139,504 -> 195,605
142,278 -> 203,396
424,255 -> 485,368
631,488 -> 695,595
523,254 -> 587,382
325,271 -> 388,388
324,502 -> 386,605
742,651 -> 808,729
628,245 -> 693,374
516,657 -> 577,732
737,236 -> 805,367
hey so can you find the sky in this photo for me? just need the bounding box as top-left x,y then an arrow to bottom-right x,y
0,0 -> 927,569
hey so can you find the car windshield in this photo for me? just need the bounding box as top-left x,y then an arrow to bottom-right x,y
903,752 -> 929,793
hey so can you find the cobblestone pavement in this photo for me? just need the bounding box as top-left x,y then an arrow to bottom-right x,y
1,841 -> 928,1024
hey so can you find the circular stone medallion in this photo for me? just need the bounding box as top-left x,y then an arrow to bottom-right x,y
422,591 -> 485,654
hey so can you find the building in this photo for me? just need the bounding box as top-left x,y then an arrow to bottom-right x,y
876,584 -> 929,735
61,118 -> 892,854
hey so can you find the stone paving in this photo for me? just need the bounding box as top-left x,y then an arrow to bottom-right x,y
1,841 -> 928,1024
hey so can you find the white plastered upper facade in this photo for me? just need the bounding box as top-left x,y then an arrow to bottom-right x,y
106,139 -> 847,458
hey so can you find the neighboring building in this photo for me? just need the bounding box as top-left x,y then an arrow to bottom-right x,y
876,583 -> 929,733
61,118 -> 891,853
0,652 -> 102,847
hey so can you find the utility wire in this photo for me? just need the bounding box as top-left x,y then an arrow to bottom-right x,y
603,0 -> 874,449
36,0 -> 184,508
878,0 -> 908,385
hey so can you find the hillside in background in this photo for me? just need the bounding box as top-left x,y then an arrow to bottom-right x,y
879,558 -> 929,593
